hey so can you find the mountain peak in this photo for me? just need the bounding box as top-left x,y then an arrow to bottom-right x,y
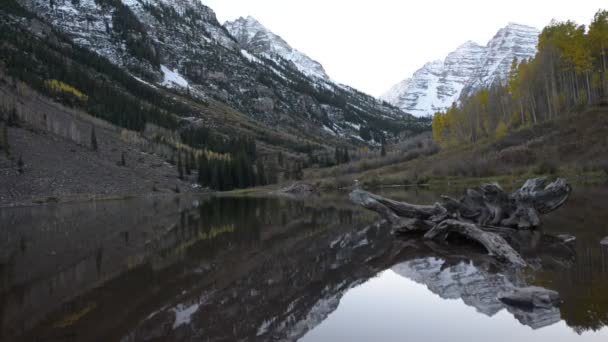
421,60 -> 444,72
234,15 -> 264,27
225,17 -> 330,80
381,23 -> 539,117
459,40 -> 482,48
505,22 -> 539,31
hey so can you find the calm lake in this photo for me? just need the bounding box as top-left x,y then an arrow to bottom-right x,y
1,186 -> 608,341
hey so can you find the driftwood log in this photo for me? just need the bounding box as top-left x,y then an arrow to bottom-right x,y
350,178 -> 571,267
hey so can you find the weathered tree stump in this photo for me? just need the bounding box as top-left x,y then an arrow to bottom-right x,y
424,220 -> 527,266
350,178 -> 571,267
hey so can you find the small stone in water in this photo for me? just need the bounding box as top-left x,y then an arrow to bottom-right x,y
557,234 -> 576,243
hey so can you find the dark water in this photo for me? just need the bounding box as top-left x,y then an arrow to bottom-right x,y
1,187 -> 608,341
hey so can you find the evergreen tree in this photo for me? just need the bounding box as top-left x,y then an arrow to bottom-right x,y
221,160 -> 234,190
177,152 -> 184,180
343,148 -> 351,163
185,152 -> 191,175
210,161 -> 220,190
197,154 -> 209,186
90,126 -> 98,151
266,161 -> 278,184
1,124 -> 9,159
294,162 -> 303,180
359,126 -> 372,141
7,107 -> 18,127
189,151 -> 196,172
256,160 -> 267,186
17,156 -> 24,174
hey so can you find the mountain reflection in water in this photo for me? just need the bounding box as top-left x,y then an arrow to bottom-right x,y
0,187 -> 607,341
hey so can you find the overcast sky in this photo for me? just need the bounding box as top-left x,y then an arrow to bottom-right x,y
202,0 -> 606,97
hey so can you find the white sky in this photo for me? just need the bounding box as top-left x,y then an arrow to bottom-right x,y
202,0 -> 606,97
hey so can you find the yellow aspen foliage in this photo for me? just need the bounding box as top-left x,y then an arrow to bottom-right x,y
432,112 -> 449,148
432,10 -> 606,150
495,121 -> 509,140
45,79 -> 88,102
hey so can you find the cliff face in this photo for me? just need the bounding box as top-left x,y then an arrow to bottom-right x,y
225,16 -> 330,81
382,23 -> 540,117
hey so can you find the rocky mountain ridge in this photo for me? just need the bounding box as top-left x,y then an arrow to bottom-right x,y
382,23 -> 540,117
225,15 -> 330,81
13,0 -> 424,148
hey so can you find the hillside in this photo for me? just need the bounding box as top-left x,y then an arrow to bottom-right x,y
12,0 -> 425,143
304,106 -> 608,190
0,0 -> 431,205
338,12 -> 608,191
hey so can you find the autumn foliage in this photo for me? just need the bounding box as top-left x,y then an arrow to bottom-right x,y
433,10 -> 608,148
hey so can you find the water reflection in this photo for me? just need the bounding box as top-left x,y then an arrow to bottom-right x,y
392,257 -> 560,329
0,187 -> 607,341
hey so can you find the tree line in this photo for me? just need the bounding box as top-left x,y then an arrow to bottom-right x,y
180,127 -> 257,159
433,10 -> 608,148
172,148 -> 271,191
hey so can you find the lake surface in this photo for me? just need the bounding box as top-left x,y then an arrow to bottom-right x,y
1,186 -> 608,341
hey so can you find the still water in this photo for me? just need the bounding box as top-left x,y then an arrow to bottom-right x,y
1,186 -> 608,341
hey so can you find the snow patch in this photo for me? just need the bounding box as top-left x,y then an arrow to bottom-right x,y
322,125 -> 336,135
172,303 -> 199,329
256,317 -> 277,336
161,65 -> 189,88
132,75 -> 157,88
241,49 -> 261,63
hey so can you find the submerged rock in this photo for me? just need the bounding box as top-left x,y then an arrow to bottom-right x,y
276,182 -> 317,197
499,286 -> 560,310
556,234 -> 576,244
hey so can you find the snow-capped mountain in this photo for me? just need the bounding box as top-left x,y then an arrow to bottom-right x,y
225,16 -> 330,81
13,0 -> 424,146
382,23 -> 540,117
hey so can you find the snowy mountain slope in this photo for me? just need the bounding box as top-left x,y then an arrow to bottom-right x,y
222,14 -> 424,141
382,23 -> 540,117
462,23 -> 540,98
225,16 -> 329,81
14,0 -> 426,147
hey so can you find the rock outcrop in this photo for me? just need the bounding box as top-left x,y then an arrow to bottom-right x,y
225,16 -> 330,81
276,181 -> 317,197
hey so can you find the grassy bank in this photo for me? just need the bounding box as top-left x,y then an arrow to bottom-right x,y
301,106 -> 608,192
